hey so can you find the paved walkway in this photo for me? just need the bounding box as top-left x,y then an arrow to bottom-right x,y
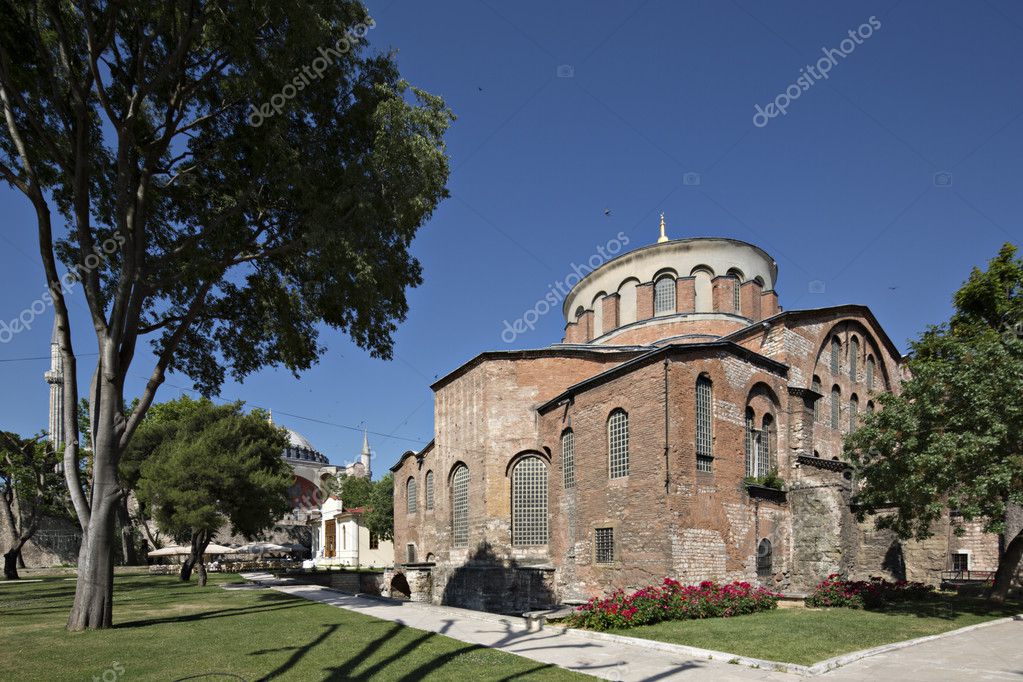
238,573 -> 1022,681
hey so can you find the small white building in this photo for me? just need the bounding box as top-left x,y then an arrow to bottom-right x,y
312,497 -> 393,568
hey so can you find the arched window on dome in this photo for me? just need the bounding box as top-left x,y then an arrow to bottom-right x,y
831,385 -> 841,429
850,336 -> 860,381
592,292 -> 606,337
727,269 -> 743,313
406,477 -> 417,514
654,276 -> 676,315
608,409 -> 629,479
425,470 -> 435,510
511,456 -> 548,546
693,267 -> 714,313
451,465 -> 469,547
574,306 -> 585,321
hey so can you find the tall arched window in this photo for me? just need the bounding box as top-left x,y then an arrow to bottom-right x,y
561,429 -> 575,488
744,408 -> 756,477
849,394 -> 859,433
831,385 -> 841,429
811,376 -> 822,423
728,269 -> 743,313
850,337 -> 859,381
608,409 -> 629,478
866,356 -> 875,392
759,414 -> 774,475
831,338 -> 841,375
451,465 -> 469,547
696,375 -> 714,472
757,539 -> 773,578
511,456 -> 549,546
425,470 -> 435,510
406,477 -> 417,514
654,276 -> 676,315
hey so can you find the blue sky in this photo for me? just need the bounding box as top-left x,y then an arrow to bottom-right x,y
1,1 -> 1020,473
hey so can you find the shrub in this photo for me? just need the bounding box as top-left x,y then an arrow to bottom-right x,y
805,574 -> 935,609
564,578 -> 780,631
743,468 -> 785,490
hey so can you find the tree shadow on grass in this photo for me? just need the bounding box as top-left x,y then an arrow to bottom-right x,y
865,596 -> 1023,621
115,596 -> 315,629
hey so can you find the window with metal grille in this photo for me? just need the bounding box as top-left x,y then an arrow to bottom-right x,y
561,430 -> 575,488
866,356 -> 875,391
595,527 -> 615,564
696,375 -> 713,472
831,338 -> 841,374
608,410 -> 629,478
950,552 -> 968,572
406,543 -> 416,563
732,276 -> 742,312
831,386 -> 840,429
850,337 -> 859,381
744,408 -> 756,477
425,470 -> 435,510
757,538 -> 773,577
511,457 -> 548,546
369,531 -> 379,550
654,276 -> 676,315
849,395 -> 858,433
812,376 -> 822,422
451,465 -> 469,547
759,415 -> 773,475
406,477 -> 417,514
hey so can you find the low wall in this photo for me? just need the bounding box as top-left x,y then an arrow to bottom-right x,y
280,569 -> 385,595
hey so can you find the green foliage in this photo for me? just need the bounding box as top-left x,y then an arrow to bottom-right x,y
846,243 -> 1023,541
0,432 -> 67,524
743,469 -> 785,490
804,574 -> 935,609
329,472 -> 394,541
134,397 -> 291,543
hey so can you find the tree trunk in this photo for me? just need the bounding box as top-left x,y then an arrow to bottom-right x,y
184,529 -> 211,587
179,557 -> 194,582
197,559 -> 208,587
117,497 -> 138,565
66,497 -> 117,630
990,527 -> 1023,603
3,548 -> 19,580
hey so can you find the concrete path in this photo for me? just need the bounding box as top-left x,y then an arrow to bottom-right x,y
237,573 -> 1022,681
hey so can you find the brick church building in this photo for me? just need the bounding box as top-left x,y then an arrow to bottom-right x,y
390,221 -> 998,613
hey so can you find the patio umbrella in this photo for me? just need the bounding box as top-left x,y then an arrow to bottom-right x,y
148,544 -> 236,557
233,542 -> 290,555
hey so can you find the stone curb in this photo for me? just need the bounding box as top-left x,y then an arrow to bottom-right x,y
547,615 -> 1022,677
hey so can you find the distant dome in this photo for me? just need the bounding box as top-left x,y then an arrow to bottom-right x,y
281,428 -> 329,465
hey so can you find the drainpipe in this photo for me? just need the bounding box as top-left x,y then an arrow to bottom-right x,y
663,357 -> 670,493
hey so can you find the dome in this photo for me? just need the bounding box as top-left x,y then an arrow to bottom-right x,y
281,428 -> 329,465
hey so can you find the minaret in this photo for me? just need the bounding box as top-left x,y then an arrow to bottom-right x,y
360,429 -> 372,479
657,213 -> 669,243
44,318 -> 64,447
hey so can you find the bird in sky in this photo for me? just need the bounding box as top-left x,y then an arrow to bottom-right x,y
603,208 -> 612,217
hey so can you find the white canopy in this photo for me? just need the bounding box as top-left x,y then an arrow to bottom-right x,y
232,542 -> 291,555
147,544 -> 236,557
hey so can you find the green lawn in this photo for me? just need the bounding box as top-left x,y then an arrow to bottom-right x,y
0,574 -> 584,681
607,598 -> 1020,666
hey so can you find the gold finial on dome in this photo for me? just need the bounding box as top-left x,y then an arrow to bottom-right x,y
657,213 -> 669,243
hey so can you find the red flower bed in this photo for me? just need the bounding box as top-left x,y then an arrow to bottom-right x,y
563,578 -> 780,631
805,573 -> 935,609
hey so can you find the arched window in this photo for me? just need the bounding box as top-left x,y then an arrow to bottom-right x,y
511,456 -> 549,546
811,376 -> 822,423
696,375 -> 714,472
850,337 -> 859,381
757,539 -> 773,578
592,292 -> 606,337
406,477 -> 417,514
831,386 -> 841,429
425,470 -> 435,510
451,465 -> 469,547
849,394 -> 859,433
867,400 -> 875,414
608,410 -> 629,478
831,337 -> 841,375
654,276 -> 676,315
574,306 -> 585,321
866,356 -> 875,392
759,414 -> 774,475
728,269 -> 743,313
561,429 -> 575,488
744,408 -> 756,477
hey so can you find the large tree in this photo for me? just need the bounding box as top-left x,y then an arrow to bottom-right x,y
134,396 -> 291,587
0,1 -> 451,628
847,243 -> 1023,602
0,432 -> 65,579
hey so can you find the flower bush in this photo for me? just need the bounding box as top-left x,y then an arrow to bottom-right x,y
563,578 -> 780,631
804,574 -> 935,609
